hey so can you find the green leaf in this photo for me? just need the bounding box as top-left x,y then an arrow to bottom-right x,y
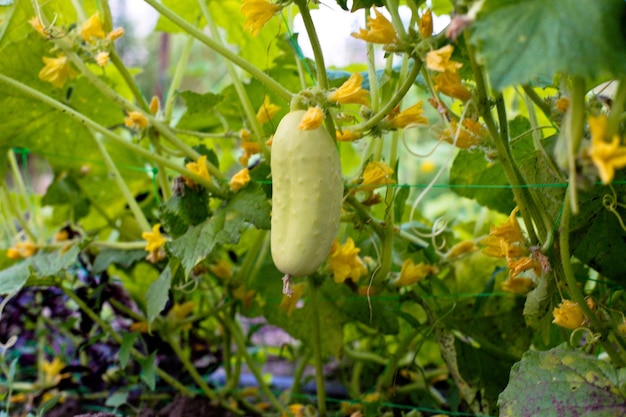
119,332 -> 138,368
176,91 -> 223,131
154,0 -> 203,33
29,245 -> 80,277
41,174 -> 90,222
160,188 -> 210,238
225,182 -> 271,230
138,351 -> 157,391
499,343 -> 626,416
146,264 -> 172,325
350,0 -> 384,12
104,391 -> 128,409
394,185 -> 410,223
471,0 -> 626,90
450,116 -> 535,214
0,261 -> 30,294
92,249 -> 147,274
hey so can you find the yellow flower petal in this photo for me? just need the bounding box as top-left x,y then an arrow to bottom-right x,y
389,102 -> 428,128
298,106 -> 324,130
350,9 -> 398,44
588,115 -> 626,184
393,259 -> 438,286
185,155 -> 211,184
552,300 -> 585,330
38,55 -> 77,88
360,161 -> 395,190
241,0 -> 282,37
327,73 -> 370,106
142,224 -> 167,252
230,168 -> 251,192
336,129 -> 363,142
29,16 -> 47,37
434,71 -> 471,102
95,51 -> 110,67
124,111 -> 149,129
426,45 -> 463,73
279,283 -> 306,316
80,12 -> 106,41
419,9 -> 433,38
256,95 -> 280,124
328,238 -> 367,283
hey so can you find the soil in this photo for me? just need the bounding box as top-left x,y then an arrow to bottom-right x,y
48,396 -> 236,417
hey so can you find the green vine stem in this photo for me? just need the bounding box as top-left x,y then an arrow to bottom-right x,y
293,0 -> 328,90
384,0 -> 408,41
223,314 -> 294,417
465,35 -> 543,245
521,85 -> 552,119
110,50 -> 150,112
350,60 -> 421,133
89,129 -> 151,232
0,182 -> 37,243
165,335 -> 222,404
6,151 -> 40,241
565,75 -> 586,214
0,73 -> 224,198
59,286 -> 196,396
143,0 -> 292,103
163,33 -> 195,124
559,189 -> 626,367
200,1 -> 268,160
308,278 -> 327,417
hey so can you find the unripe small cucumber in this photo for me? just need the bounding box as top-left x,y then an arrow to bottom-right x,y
271,110 -> 343,278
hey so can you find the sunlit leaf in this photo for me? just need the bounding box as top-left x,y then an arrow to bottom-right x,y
471,0 -> 626,90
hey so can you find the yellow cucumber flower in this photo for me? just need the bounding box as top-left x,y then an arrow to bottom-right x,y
360,161 -> 395,190
29,16 -> 47,37
124,111 -> 149,129
552,300 -> 585,330
241,0 -> 282,37
440,119 -> 486,149
95,51 -> 110,67
434,71 -> 472,102
389,102 -> 428,128
239,140 -> 261,166
149,96 -> 160,115
501,276 -> 535,294
327,73 -> 370,106
351,9 -> 398,44
588,115 -> 626,184
7,241 -> 37,259
328,238 -> 367,284
393,259 -> 438,287
507,256 -> 541,279
446,240 -> 478,260
419,9 -> 433,38
230,168 -> 251,192
490,207 -> 525,243
426,45 -> 463,73
481,235 -> 529,259
107,27 -> 125,41
38,55 -> 77,88
80,12 -> 106,41
142,224 -> 167,252
336,129 -> 363,142
256,95 -> 280,124
298,106 -> 324,130
209,259 -> 233,279
185,155 -> 211,185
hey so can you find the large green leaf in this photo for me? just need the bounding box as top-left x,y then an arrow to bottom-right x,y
499,343 -> 626,416
471,0 -> 626,90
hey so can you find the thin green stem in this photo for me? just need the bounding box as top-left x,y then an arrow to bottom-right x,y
89,129 -> 151,232
351,60 -> 421,132
309,279 -> 327,416
0,182 -> 37,242
165,335 -> 220,402
143,0 -> 292,103
163,33 -> 195,123
566,76 -> 586,214
110,50 -> 149,111
522,85 -> 552,118
294,0 -> 327,89
384,0 -> 407,40
225,314 -> 293,417
288,349 -> 312,402
200,1 -> 267,160
0,73 -> 224,197
7,150 -> 41,241
559,190 -> 626,367
60,286 -> 195,396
